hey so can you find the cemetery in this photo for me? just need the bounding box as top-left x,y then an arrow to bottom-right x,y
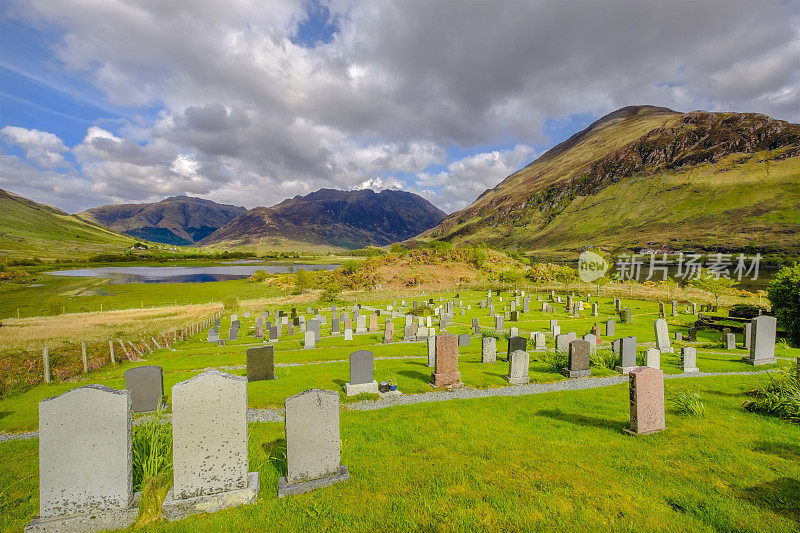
1,275 -> 799,531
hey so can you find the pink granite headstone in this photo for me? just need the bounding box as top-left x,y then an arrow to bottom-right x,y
624,366 -> 665,435
432,333 -> 461,387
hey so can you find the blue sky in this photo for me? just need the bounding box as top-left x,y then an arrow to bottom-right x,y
1,0 -> 797,213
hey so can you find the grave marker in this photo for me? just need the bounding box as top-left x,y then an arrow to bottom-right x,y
623,367 -> 665,436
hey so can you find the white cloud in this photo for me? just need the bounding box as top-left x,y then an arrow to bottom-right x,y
0,126 -> 69,168
2,0 -> 798,213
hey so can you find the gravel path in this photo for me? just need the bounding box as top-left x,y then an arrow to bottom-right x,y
0,369 -> 776,443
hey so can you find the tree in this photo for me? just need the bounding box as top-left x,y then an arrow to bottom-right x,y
768,263 -> 800,345
689,271 -> 738,307
294,269 -> 311,294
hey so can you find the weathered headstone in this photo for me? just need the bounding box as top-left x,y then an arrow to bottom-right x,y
344,328 -> 353,341
26,385 -> 139,532
369,314 -> 378,332
279,390 -> 349,497
583,333 -> 597,354
606,319 -> 615,337
645,348 -> 660,369
427,335 -> 436,367
687,327 -> 697,342
431,334 -> 461,387
472,318 -> 480,335
505,350 -> 530,384
345,350 -> 379,396
681,346 -> 699,373
616,336 -> 637,374
207,327 -> 219,344
308,319 -> 321,342
742,316 -> 777,365
162,371 -> 258,520
495,315 -> 504,330
481,336 -> 496,363
124,366 -> 164,412
458,333 -> 470,347
724,332 -> 736,350
534,332 -> 546,350
555,332 -> 577,353
383,320 -> 394,343
654,318 -> 673,353
562,340 -> 590,378
743,322 -> 752,350
246,345 -> 275,382
623,367 -> 665,436
304,331 -> 316,349
356,315 -> 367,334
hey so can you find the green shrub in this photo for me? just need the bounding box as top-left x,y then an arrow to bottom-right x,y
481,329 -> 509,340
728,303 -> 767,319
768,263 -> 800,345
671,390 -> 706,417
247,269 -> 268,283
222,294 -> 240,311
743,370 -> 800,423
541,350 -> 568,373
591,348 -> 617,370
408,305 -> 433,316
318,284 -> 342,303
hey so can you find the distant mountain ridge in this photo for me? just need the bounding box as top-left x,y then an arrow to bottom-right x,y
202,188 -> 446,249
78,196 -> 246,245
421,105 -> 800,254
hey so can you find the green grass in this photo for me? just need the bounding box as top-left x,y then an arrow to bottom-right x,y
3,374 -> 800,531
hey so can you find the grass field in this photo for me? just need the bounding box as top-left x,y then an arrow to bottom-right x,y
1,287 -> 797,531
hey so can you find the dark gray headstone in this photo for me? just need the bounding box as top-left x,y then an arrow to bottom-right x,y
228,328 -> 238,341
308,319 -> 321,342
269,326 -> 278,340
124,365 -> 164,412
331,318 -> 340,334
349,350 -> 374,385
246,345 -> 275,381
507,336 -> 527,359
458,334 -> 470,347
620,336 -> 637,368
564,340 -> 591,377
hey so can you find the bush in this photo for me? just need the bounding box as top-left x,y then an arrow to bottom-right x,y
591,348 -> 617,370
743,370 -> 800,423
247,270 -> 268,283
768,263 -> 800,345
671,390 -> 706,417
408,305 -> 433,316
728,303 -> 768,319
318,284 -> 342,303
541,350 -> 568,373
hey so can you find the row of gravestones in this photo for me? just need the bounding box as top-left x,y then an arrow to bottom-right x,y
25,371 -> 349,531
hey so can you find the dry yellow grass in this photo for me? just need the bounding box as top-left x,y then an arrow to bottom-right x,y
0,303 -> 222,349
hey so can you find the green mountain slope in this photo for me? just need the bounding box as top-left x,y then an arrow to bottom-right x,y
0,189 -> 140,259
422,106 -> 800,255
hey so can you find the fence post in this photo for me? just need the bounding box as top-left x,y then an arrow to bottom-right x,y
43,346 -> 51,383
109,340 -> 116,364
81,341 -> 88,373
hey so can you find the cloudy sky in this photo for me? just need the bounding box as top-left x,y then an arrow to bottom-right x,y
1,0 -> 798,214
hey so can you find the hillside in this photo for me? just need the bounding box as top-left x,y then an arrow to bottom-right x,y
0,189 -> 139,259
78,196 -> 246,245
202,188 -> 446,249
421,106 -> 800,255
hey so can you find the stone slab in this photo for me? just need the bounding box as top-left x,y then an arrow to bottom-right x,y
162,472 -> 259,521
25,493 -> 140,533
278,465 -> 349,498
345,380 -> 379,396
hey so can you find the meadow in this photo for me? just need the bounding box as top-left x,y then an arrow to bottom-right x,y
1,282 -> 798,532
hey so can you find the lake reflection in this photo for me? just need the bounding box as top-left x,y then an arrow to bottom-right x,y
48,264 -> 339,284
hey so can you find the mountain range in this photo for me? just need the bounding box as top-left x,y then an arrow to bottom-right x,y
420,105 -> 800,255
78,196 -> 246,245
201,188 -> 446,249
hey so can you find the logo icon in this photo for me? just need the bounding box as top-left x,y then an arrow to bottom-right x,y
578,251 -> 609,282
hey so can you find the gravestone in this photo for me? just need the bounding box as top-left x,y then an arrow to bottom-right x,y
606,320 -> 615,337
505,350 -> 530,384
742,316 -> 777,365
432,334 -> 461,387
509,327 -> 519,338
162,371 -> 258,520
510,311 -> 518,321
743,322 -> 752,350
383,321 -> 394,343
549,319 -> 558,333
427,336 -> 436,367
304,331 -> 316,349
654,319 -> 673,353
624,367 -> 665,436
507,336 -> 527,360
344,329 -> 353,341
658,302 -> 665,318
582,333 -> 597,354
592,303 -> 598,316
691,303 -> 697,314
472,318 -> 480,334
534,332 -> 546,350
269,326 -> 278,341
124,366 -> 164,412
616,336 -> 637,374
458,334 -> 470,347
555,332 -> 577,353
481,336 -> 496,363
404,325 -> 416,341
26,385 -> 139,532
345,350 -> 379,396
356,315 -> 367,334
681,347 -> 699,373
369,314 -> 378,333
687,327 -> 697,342
495,315 -> 504,330
724,332 -> 736,350
562,340 -> 590,378
246,345 -> 275,382
675,332 -> 683,341
279,390 -> 349,497
308,319 -> 321,342
552,325 -> 561,336
671,300 -> 678,316
228,328 -> 238,342
624,307 -> 632,324
207,327 -> 219,344
331,318 -> 340,334
645,348 -> 660,369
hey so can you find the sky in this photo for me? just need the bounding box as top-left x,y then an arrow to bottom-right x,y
0,0 -> 798,215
